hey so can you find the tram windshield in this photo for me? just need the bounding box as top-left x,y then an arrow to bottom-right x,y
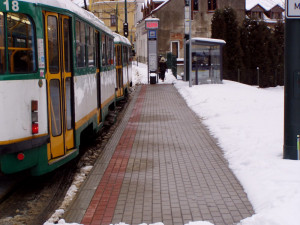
0,13 -> 36,74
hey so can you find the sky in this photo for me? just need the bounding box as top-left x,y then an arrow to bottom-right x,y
44,62 -> 300,225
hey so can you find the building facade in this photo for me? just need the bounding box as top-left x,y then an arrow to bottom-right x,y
136,0 -> 245,63
90,0 -> 136,44
245,0 -> 284,28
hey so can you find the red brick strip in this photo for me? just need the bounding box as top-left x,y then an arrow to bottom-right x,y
81,86 -> 147,225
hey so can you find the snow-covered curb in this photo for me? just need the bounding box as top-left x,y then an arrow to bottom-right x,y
44,166 -> 93,225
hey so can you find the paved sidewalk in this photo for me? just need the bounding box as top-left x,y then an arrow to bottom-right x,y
65,84 -> 254,225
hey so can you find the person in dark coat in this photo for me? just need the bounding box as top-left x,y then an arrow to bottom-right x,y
159,57 -> 167,81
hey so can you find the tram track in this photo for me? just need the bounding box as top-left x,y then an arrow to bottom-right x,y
0,91 -> 132,225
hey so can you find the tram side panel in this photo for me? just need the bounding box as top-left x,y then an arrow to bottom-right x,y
0,0 -> 116,175
74,72 -> 98,138
101,68 -> 116,119
0,80 -> 48,173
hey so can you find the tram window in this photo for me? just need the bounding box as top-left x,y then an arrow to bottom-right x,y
107,37 -> 111,65
50,79 -> 62,137
0,13 -> 5,74
101,34 -> 107,66
76,20 -> 86,67
109,38 -> 114,65
63,18 -> 71,73
47,16 -> 59,74
95,31 -> 99,68
66,77 -> 72,130
7,13 -> 36,74
87,26 -> 95,67
117,46 -> 121,66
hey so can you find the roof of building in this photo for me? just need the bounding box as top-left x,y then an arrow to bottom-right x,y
246,0 -> 284,11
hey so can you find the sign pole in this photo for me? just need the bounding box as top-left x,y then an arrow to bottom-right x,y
188,0 -> 192,87
145,18 -> 159,84
184,0 -> 192,87
284,0 -> 300,159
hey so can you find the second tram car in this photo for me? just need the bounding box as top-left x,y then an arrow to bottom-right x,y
114,32 -> 132,101
0,0 -> 132,175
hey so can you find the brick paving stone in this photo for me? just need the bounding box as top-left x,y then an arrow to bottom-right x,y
64,84 -> 254,225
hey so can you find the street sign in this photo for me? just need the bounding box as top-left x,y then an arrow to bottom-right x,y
146,18 -> 159,83
184,6 -> 190,34
287,0 -> 300,18
145,18 -> 159,30
148,30 -> 157,39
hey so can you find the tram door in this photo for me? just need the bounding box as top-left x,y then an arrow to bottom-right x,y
45,12 -> 74,159
116,44 -> 123,97
96,31 -> 101,124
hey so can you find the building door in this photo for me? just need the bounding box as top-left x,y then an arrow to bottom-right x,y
45,12 -> 74,159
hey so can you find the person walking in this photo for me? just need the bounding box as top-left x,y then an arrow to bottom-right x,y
159,57 -> 167,81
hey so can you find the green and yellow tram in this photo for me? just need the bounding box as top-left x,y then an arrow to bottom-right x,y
0,0 -> 127,175
114,32 -> 132,101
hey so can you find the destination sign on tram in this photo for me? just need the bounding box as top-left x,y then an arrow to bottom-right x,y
287,0 -> 300,18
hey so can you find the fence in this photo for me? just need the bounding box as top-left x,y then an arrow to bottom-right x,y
224,68 -> 284,87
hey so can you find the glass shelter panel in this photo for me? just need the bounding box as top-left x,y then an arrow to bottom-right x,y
191,43 -> 221,84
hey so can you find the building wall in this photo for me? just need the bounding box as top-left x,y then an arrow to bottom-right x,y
136,0 -> 245,63
91,0 -> 136,44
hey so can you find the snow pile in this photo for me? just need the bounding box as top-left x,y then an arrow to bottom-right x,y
44,166 -> 93,225
184,222 -> 214,225
174,80 -> 300,225
44,218 -> 82,225
132,61 -> 177,85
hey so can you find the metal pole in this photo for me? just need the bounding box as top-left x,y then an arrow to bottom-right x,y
188,0 -> 192,87
147,30 -> 149,84
116,4 -> 118,33
184,38 -> 186,81
284,16 -> 300,160
257,67 -> 259,87
125,0 -> 127,23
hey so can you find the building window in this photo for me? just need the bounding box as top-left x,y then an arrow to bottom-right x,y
208,0 -> 217,11
111,14 -> 116,27
171,41 -> 179,58
252,11 -> 263,19
193,0 -> 198,11
271,12 -> 282,20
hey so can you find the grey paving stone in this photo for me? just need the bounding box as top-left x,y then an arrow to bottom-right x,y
65,85 -> 254,225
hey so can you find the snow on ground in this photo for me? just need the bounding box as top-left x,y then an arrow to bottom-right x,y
44,166 -> 93,225
45,62 -> 300,225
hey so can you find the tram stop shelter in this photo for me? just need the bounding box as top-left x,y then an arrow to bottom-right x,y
188,37 -> 226,84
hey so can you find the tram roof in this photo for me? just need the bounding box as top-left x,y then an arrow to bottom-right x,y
20,0 -> 113,35
113,33 -> 131,46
